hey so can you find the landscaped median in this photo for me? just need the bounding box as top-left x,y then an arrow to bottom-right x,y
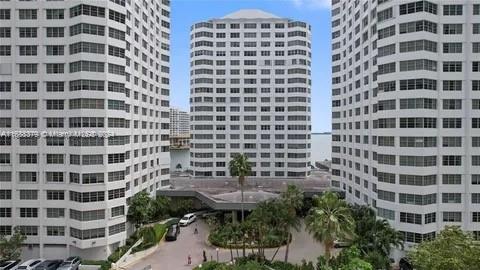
103,218 -> 180,270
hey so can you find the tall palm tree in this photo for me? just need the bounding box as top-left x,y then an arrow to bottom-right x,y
350,205 -> 403,269
305,191 -> 355,261
280,184 -> 304,262
228,153 -> 251,257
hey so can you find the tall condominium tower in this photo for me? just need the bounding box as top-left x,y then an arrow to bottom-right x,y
170,108 -> 189,137
331,0 -> 480,253
190,9 -> 312,178
0,0 -> 170,260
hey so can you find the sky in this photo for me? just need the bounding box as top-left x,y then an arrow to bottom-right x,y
169,0 -> 332,132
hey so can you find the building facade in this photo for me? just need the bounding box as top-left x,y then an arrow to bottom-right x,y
0,0 -> 170,260
169,108 -> 189,151
190,9 -> 312,178
169,107 -> 189,137
331,0 -> 480,253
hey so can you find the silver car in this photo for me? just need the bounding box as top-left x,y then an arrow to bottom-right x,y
0,260 -> 21,270
56,257 -> 80,270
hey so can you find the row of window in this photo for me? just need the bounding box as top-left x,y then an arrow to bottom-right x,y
192,170 -> 307,178
193,21 -> 308,30
377,173 -> 480,186
0,117 -> 167,129
0,153 -> 127,165
0,5 -> 126,23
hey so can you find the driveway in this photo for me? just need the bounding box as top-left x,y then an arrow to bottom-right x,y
126,219 -> 324,270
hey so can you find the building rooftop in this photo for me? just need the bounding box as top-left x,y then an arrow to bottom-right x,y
222,9 -> 280,19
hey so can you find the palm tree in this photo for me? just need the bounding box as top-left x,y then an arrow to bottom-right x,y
229,153 -> 251,257
280,184 -> 304,262
305,191 -> 355,262
350,205 -> 403,269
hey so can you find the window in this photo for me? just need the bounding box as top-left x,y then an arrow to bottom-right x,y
0,9 -> 10,20
475,4 -> 480,15
400,59 -> 437,72
70,23 -> 105,36
19,190 -> 38,200
46,45 -> 64,56
46,63 -> 64,74
399,193 -> 437,205
46,27 -> 64,37
442,174 -> 461,184
377,8 -> 393,22
0,45 -> 10,56
19,9 -> 37,20
443,212 -> 461,222
111,206 -> 125,218
442,193 -> 461,203
399,20 -> 437,34
443,24 -> 462,35
399,1 -> 437,15
399,174 -> 436,186
0,27 -> 11,38
19,64 -> 37,74
377,190 -> 395,202
442,155 -> 461,166
70,227 -> 105,240
443,99 -> 462,110
443,61 -> 462,72
19,154 -> 37,164
70,4 -> 105,18
18,226 -> 38,236
400,212 -> 422,224
400,40 -> 437,53
46,226 -> 65,236
443,80 -> 462,91
109,223 -> 125,235
443,5 -> 462,15
443,43 -> 462,53
18,45 -> 37,56
46,190 -> 64,200
70,209 -> 105,221
70,61 -> 104,73
46,9 -> 64,19
18,27 -> 37,38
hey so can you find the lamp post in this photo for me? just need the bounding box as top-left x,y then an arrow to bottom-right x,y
216,248 -> 219,261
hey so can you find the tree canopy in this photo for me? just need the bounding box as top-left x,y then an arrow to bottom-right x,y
305,191 -> 355,260
408,226 -> 480,270
0,227 -> 26,260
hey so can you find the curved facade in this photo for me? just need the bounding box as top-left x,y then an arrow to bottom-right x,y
0,0 -> 170,260
331,0 -> 480,252
190,10 -> 312,178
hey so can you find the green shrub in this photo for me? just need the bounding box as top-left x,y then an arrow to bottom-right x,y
99,261 -> 111,270
81,260 -> 108,266
107,246 -> 128,263
192,261 -> 224,270
153,224 -> 167,242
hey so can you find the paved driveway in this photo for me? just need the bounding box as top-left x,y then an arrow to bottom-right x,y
126,219 -> 324,270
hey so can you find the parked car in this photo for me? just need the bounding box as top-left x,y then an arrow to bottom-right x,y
179,213 -> 196,226
33,260 -> 62,270
56,257 -> 81,270
0,260 -> 20,270
17,259 -> 44,270
165,224 -> 180,241
333,240 -> 351,248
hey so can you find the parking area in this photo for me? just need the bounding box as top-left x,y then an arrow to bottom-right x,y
126,219 -> 324,270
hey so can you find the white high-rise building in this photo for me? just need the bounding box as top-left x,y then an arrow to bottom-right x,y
169,108 -> 189,137
331,0 -> 480,253
0,0 -> 170,260
189,9 -> 312,178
